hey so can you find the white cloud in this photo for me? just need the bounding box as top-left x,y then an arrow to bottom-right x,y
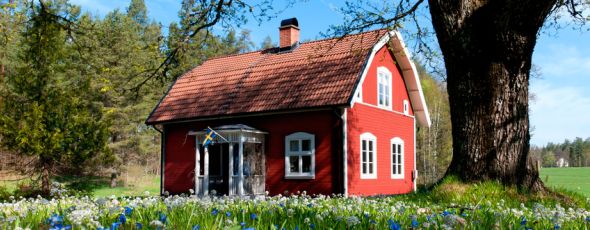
536,44 -> 590,77
530,83 -> 590,146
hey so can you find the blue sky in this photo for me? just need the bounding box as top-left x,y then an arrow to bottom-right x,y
69,0 -> 590,146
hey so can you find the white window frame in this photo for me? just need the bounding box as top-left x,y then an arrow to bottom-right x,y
360,132 -> 377,179
391,137 -> 404,179
403,100 -> 409,115
284,132 -> 315,179
377,67 -> 392,110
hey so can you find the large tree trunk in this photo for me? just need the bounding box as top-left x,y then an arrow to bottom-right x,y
428,0 -> 556,191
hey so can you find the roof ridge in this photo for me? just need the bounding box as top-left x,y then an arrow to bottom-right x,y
183,50 -> 367,79
201,28 -> 387,62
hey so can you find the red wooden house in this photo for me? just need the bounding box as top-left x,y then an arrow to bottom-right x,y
146,18 -> 430,197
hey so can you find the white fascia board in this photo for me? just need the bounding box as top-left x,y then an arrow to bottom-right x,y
389,31 -> 431,128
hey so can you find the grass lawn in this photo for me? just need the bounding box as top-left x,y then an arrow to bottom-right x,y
1,172 -> 159,197
540,167 -> 590,197
92,175 -> 159,197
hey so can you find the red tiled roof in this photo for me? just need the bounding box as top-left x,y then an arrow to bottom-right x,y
146,30 -> 387,124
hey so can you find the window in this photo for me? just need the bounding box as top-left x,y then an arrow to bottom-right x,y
285,132 -> 315,179
391,137 -> 404,179
403,100 -> 409,115
377,67 -> 392,109
360,133 -> 377,179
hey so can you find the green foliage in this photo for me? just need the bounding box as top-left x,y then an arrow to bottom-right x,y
415,63 -> 452,186
260,35 -> 276,49
0,0 -> 111,193
531,137 -> 590,167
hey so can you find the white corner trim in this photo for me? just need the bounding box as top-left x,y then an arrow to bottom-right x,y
342,108 -> 348,196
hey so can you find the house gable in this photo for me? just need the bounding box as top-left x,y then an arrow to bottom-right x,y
349,31 -> 430,127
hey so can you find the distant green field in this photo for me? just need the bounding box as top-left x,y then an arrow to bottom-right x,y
540,167 -> 590,197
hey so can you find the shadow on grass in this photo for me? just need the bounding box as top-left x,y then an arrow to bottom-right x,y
54,175 -> 114,195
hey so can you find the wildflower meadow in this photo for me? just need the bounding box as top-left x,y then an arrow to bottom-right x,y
1,183 -> 590,230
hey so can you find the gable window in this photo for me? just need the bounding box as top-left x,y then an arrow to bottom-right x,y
360,132 -> 377,179
403,100 -> 409,115
285,132 -> 315,179
391,137 -> 404,179
377,67 -> 392,109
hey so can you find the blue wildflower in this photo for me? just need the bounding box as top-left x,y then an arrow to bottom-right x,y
586,216 -> 590,222
111,222 -> 120,230
119,214 -> 127,224
226,211 -> 231,217
442,210 -> 450,216
124,207 -> 133,216
192,224 -> 201,230
295,225 -> 299,230
554,224 -> 561,230
241,222 -> 246,227
307,203 -> 313,208
411,216 -> 419,228
135,222 -> 143,229
364,213 -> 370,219
212,208 -> 219,216
243,228 -> 255,230
520,216 -> 527,226
250,213 -> 257,220
159,212 -> 167,223
64,225 -> 72,230
310,223 -> 315,229
388,219 -> 401,230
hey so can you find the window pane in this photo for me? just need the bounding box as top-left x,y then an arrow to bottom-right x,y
302,156 -> 311,173
369,164 -> 373,174
362,150 -> 367,162
392,164 -> 396,174
392,144 -> 396,154
362,140 -> 366,150
398,165 -> 402,174
392,153 -> 396,164
398,145 -> 401,154
290,140 -> 299,152
362,163 -> 366,174
301,139 -> 311,151
368,141 -> 373,151
369,150 -> 373,163
289,156 -> 299,173
398,154 -> 401,163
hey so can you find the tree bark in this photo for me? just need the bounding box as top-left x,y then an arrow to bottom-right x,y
41,161 -> 52,195
428,0 -> 556,191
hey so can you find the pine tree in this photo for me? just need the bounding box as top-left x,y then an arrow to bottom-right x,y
0,0 -> 110,194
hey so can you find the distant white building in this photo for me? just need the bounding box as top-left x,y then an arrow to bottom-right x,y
556,158 -> 569,167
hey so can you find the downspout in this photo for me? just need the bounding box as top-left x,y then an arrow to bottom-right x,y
413,118 -> 417,192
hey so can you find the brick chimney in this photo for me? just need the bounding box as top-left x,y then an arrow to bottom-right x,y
279,18 -> 299,49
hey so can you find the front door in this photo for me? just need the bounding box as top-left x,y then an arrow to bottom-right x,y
200,144 -> 229,195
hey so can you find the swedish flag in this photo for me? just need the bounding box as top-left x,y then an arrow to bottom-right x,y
202,127 -> 217,147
